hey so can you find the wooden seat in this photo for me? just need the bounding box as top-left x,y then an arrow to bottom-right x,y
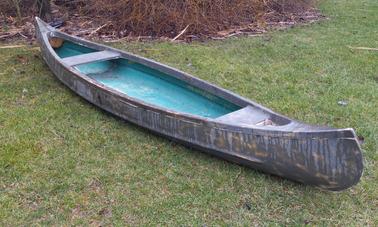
215,105 -> 271,126
62,50 -> 121,67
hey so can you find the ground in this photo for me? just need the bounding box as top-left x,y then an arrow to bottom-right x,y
0,0 -> 377,225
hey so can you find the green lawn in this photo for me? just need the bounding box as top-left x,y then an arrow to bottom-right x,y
0,0 -> 377,225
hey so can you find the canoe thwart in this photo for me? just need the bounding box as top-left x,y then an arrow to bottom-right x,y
62,50 -> 121,67
215,105 -> 272,126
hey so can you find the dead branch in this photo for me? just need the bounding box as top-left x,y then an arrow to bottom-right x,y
0,45 -> 39,50
88,23 -> 110,37
348,46 -> 378,51
172,25 -> 190,41
0,45 -> 27,49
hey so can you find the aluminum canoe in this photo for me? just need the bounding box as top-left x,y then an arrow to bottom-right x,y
35,17 -> 363,191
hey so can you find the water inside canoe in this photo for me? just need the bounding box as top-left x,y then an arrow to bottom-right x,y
54,41 -> 241,118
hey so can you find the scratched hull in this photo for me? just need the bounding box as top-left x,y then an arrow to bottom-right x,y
35,18 -> 363,191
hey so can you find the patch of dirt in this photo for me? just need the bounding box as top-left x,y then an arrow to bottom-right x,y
71,205 -> 87,220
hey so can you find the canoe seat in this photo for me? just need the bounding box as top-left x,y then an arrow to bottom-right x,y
61,50 -> 121,67
215,105 -> 272,126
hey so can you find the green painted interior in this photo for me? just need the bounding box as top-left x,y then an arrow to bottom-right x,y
53,41 -> 241,118
54,41 -> 97,58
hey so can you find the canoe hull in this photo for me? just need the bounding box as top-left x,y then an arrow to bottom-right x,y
35,18 -> 363,191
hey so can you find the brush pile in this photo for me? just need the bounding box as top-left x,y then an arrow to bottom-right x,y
1,0 -> 320,41
76,0 -> 317,39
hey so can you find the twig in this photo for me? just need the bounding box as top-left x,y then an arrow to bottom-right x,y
104,36 -> 129,43
232,168 -> 243,186
18,32 -> 28,39
0,45 -> 27,49
172,25 -> 190,41
226,32 -> 242,38
0,33 -> 17,39
211,37 -> 225,40
247,34 -> 263,37
88,23 -> 110,37
348,46 -> 378,51
0,45 -> 39,50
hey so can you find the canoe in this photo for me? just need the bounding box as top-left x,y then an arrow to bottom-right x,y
35,17 -> 363,191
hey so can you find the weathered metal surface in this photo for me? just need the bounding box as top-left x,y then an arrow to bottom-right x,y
215,106 -> 270,126
35,17 -> 363,191
62,50 -> 120,66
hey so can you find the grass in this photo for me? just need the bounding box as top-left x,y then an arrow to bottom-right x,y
0,0 -> 377,225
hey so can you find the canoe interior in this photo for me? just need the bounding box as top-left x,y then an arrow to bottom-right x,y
53,40 -> 242,118
55,41 -> 97,58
